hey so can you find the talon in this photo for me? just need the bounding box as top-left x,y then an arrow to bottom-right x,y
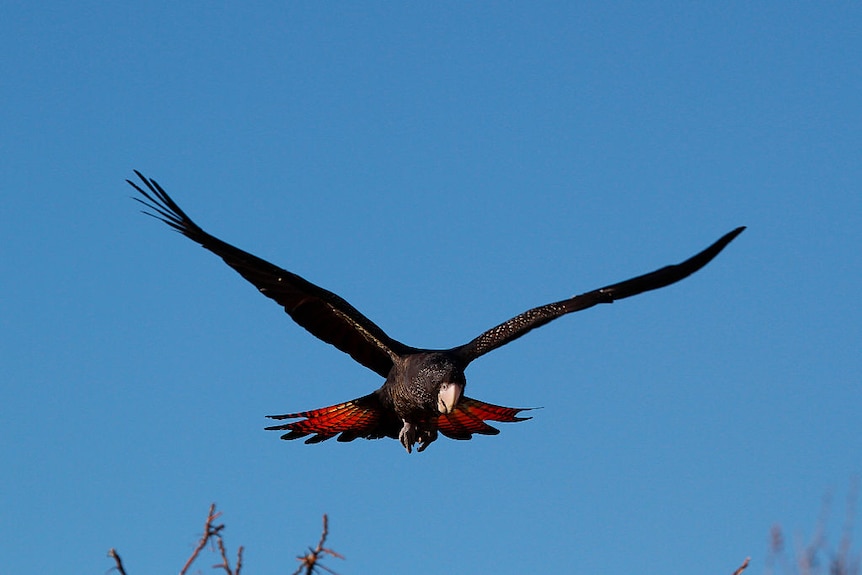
416,429 -> 438,453
399,423 -> 416,454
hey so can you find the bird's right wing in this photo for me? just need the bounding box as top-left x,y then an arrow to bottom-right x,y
451,227 -> 745,365
129,171 -> 417,378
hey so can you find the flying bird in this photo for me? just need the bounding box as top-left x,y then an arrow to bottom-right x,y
129,171 -> 744,453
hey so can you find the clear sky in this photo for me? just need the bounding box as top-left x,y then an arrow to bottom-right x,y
1,3 -> 859,574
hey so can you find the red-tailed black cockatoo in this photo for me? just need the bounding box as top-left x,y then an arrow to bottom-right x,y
129,171 -> 744,453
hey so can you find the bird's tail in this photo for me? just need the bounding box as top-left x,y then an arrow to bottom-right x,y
265,393 -> 398,444
436,396 -> 532,440
266,394 -> 532,445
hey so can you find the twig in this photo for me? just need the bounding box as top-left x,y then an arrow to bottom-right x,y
108,504 -> 244,575
292,514 -> 344,575
214,536 -> 244,575
107,548 -> 128,575
732,557 -> 750,575
835,478 -> 860,575
180,503 -> 223,575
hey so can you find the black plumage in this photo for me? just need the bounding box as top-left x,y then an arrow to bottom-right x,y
129,171 -> 744,453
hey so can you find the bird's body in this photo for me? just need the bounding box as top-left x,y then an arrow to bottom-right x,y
129,171 -> 743,453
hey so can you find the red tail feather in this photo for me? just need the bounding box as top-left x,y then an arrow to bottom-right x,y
437,397 -> 531,440
265,393 -> 396,443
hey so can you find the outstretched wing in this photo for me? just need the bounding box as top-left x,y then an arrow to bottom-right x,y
451,227 -> 745,365
129,171 -> 418,377
265,392 -> 402,443
436,396 -> 532,440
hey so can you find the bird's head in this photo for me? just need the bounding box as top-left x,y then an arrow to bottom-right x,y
406,352 -> 466,415
437,380 -> 463,414
428,354 -> 465,414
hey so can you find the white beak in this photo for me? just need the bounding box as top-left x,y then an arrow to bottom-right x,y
437,382 -> 463,414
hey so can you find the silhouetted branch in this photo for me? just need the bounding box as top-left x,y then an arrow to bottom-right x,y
767,482 -> 860,575
732,557 -> 750,575
107,548 -> 127,575
109,503 -> 243,575
180,503 -> 224,575
292,514 -> 344,575
214,534 -> 244,575
186,503 -> 242,575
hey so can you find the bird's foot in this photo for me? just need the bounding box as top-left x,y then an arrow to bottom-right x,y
399,423 -> 416,453
399,423 -> 438,454
416,429 -> 438,453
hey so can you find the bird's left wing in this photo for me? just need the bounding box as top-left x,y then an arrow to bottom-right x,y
451,226 -> 745,365
129,171 -> 417,377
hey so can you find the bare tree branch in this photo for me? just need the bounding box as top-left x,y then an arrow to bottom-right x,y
766,483 -> 860,575
180,503 -> 224,575
292,514 -> 344,575
109,505 -> 335,575
214,535 -> 243,575
107,548 -> 128,575
732,557 -> 751,575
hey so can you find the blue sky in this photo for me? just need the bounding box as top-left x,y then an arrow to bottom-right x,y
1,3 -> 859,574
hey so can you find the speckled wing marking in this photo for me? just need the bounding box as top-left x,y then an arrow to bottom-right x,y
129,171 -> 418,378
265,393 -> 399,443
436,396 -> 532,440
452,226 -> 745,364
